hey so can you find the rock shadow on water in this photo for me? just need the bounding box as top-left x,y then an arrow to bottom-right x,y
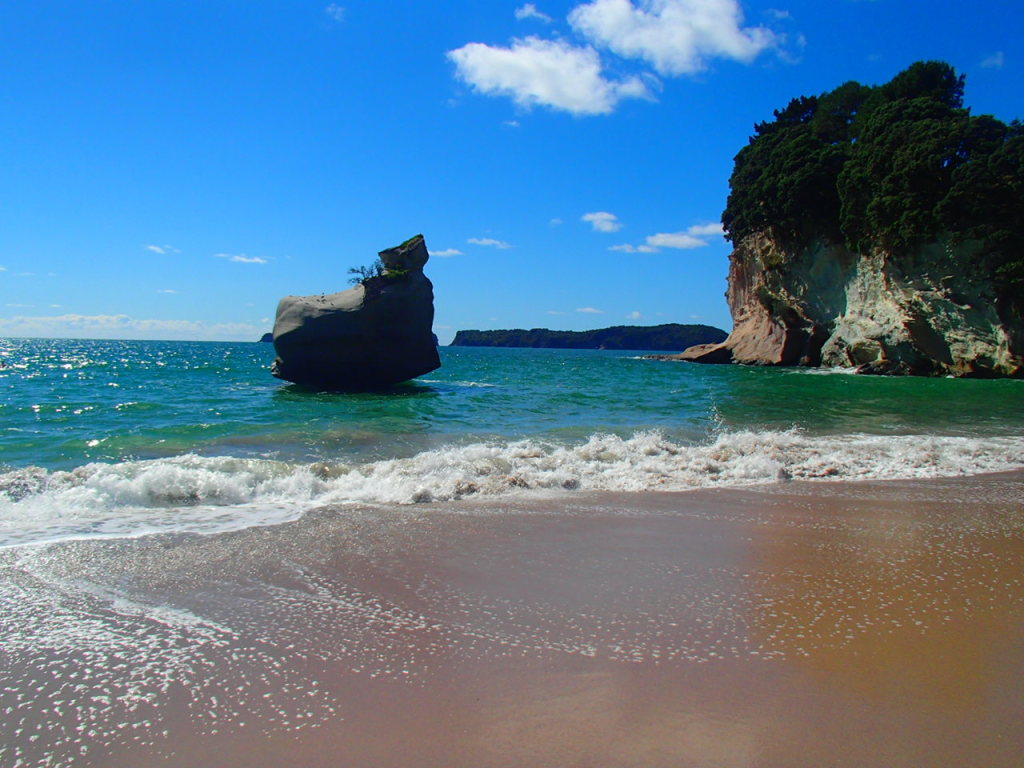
273,379 -> 440,400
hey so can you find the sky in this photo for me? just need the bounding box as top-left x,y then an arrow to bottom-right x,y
0,0 -> 1021,344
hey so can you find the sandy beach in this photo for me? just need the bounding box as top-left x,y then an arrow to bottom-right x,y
3,471 -> 1023,767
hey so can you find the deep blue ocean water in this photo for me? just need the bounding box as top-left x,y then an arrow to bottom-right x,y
2,337 -> 1023,547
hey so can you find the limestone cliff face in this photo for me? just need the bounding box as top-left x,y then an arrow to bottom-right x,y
682,233 -> 1024,377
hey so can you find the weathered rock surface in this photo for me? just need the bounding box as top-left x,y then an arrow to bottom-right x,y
271,234 -> 441,389
679,233 -> 1024,377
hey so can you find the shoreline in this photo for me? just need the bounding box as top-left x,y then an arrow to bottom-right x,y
2,471 -> 1023,767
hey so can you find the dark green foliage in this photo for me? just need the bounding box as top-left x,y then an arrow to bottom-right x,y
348,259 -> 386,285
722,60 -> 1023,305
347,258 -> 408,286
450,324 -> 727,351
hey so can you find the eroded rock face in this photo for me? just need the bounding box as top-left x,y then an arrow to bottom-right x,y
271,235 -> 441,389
682,233 -> 1024,377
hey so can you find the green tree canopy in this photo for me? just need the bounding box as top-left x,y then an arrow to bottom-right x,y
722,61 -> 1023,304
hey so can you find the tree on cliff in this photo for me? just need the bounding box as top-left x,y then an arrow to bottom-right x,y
722,61 -> 1024,306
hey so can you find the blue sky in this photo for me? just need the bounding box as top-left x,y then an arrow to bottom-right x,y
0,0 -> 1020,344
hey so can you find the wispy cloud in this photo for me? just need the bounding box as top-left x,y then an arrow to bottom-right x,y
515,3 -> 553,23
157,289 -> 178,294
550,218 -> 564,227
576,306 -> 605,314
610,243 -> 657,253
0,313 -> 266,341
215,253 -> 269,264
0,266 -> 6,272
429,248 -> 464,257
145,244 -> 180,255
325,3 -> 345,22
649,232 -> 707,248
569,0 -> 778,76
981,51 -> 1005,69
626,310 -> 643,320
448,36 -> 650,116
546,309 -> 569,315
612,222 -> 723,253
468,237 -> 513,249
582,211 -> 623,232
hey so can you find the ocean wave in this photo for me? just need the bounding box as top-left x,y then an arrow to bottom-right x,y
3,429 -> 1023,547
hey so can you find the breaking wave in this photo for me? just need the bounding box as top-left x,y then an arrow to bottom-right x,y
3,429 -> 1023,548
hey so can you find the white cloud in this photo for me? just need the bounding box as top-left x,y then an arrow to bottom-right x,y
0,266 -> 6,272
550,218 -> 564,227
504,119 -> 521,127
646,231 -> 708,249
981,51 -> 1005,69
0,313 -> 266,342
546,309 -> 569,315
576,306 -> 605,314
325,4 -> 345,22
515,3 -> 554,22
157,289 -> 178,294
467,237 -> 513,249
569,0 -> 778,76
610,243 -> 657,253
582,211 -> 623,232
613,221 -> 723,252
448,36 -> 650,116
145,244 -> 180,255
686,221 -> 724,237
215,253 -> 269,264
429,248 -> 463,257
626,310 -> 643,320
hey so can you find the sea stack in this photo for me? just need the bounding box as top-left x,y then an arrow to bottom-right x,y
271,234 -> 441,389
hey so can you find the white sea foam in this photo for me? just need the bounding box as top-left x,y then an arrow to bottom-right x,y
2,429 -> 1023,547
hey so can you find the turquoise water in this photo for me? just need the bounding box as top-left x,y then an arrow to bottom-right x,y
2,337 -> 1023,546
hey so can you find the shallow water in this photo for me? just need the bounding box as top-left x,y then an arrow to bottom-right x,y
3,339 -> 1023,548
1,474 -> 1022,767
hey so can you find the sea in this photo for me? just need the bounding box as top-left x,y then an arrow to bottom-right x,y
4,337 -> 1024,767
3,337 -> 1023,550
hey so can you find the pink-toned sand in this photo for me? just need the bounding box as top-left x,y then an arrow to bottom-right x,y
4,472 -> 1023,767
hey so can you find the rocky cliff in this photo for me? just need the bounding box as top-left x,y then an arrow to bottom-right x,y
681,233 -> 1024,377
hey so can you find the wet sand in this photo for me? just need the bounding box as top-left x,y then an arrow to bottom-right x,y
2,471 -> 1023,767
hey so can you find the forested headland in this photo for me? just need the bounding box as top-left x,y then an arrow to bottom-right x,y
721,60 -> 1023,310
450,324 -> 727,351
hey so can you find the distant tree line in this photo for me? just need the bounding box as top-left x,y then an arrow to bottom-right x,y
450,324 -> 727,351
722,61 -> 1024,307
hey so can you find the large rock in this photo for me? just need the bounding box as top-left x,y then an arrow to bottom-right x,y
271,234 -> 441,389
681,232 -> 1024,377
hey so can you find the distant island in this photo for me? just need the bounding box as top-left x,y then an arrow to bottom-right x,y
450,324 -> 727,351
